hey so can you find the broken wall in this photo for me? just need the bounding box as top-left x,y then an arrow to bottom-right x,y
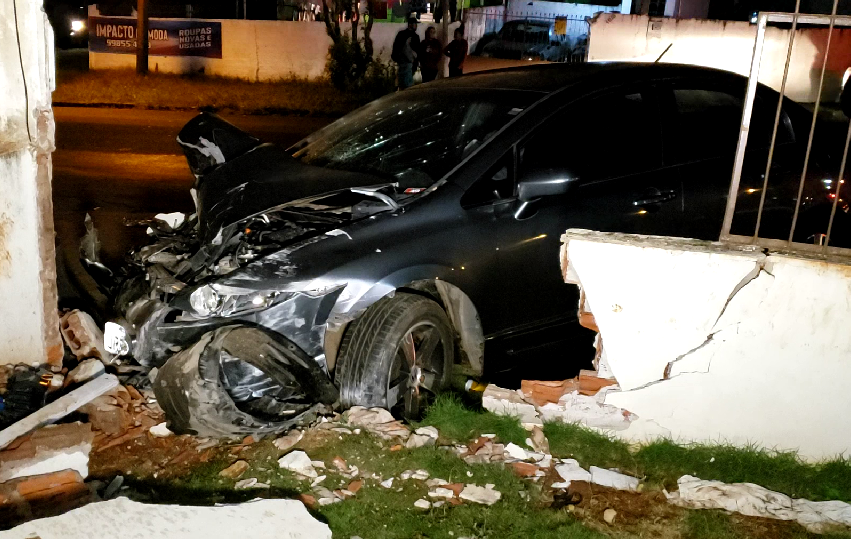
0,0 -> 62,366
561,230 -> 851,461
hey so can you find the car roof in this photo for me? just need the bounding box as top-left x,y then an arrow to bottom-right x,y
417,62 -> 749,94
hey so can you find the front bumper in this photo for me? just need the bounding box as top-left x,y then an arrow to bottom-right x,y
127,288 -> 344,369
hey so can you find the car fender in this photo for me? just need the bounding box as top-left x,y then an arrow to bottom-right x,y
325,265 -> 485,376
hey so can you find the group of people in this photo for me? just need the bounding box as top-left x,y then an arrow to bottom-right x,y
391,17 -> 468,90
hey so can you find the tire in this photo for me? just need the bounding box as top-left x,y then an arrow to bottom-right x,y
154,325 -> 338,438
336,292 -> 455,419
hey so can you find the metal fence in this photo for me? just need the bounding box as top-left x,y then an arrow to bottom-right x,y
722,9 -> 851,256
465,9 -> 590,63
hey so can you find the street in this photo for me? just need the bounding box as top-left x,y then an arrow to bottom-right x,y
52,107 -> 330,310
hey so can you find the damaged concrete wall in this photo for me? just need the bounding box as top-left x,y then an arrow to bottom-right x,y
588,13 -> 851,103
0,0 -> 62,366
561,230 -> 851,461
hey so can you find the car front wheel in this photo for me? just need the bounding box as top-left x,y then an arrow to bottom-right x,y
336,292 -> 454,419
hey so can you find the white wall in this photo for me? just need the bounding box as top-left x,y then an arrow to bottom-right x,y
0,0 -> 62,366
589,13 -> 851,103
90,16 -> 460,80
562,230 -> 851,461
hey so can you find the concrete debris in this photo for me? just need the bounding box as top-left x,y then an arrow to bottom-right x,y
65,359 -> 105,387
0,374 -> 119,451
278,450 -> 318,478
311,460 -> 326,469
343,407 -> 410,439
481,385 -> 542,428
273,429 -> 303,451
504,443 -> 530,460
59,310 -> 114,364
235,478 -> 270,490
331,456 -> 349,473
428,487 -> 456,499
426,478 -> 448,487
521,379 -> 579,407
311,475 -> 326,487
603,507 -> 617,524
415,426 -> 439,439
539,390 -> 633,431
589,466 -> 640,492
347,480 -> 363,493
344,406 -> 394,426
528,426 -> 550,454
405,433 -> 436,449
412,469 -> 430,480
380,477 -> 394,488
219,460 -> 250,479
102,476 -> 123,499
0,496 -> 332,539
0,469 -> 94,528
149,422 -> 172,438
552,459 -> 592,489
459,484 -> 502,505
413,499 -> 431,510
667,475 -> 851,534
0,422 -> 94,483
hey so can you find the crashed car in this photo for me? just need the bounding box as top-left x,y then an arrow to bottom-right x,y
89,63 -> 848,437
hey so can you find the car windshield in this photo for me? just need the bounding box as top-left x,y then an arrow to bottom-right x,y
291,88 -> 539,189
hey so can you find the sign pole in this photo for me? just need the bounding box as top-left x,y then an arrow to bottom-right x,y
136,0 -> 148,74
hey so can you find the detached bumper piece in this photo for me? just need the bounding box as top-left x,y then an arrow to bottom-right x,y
154,325 -> 338,438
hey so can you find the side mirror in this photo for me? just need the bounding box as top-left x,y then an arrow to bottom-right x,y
517,170 -> 577,202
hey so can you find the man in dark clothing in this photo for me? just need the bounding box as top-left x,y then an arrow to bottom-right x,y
434,0 -> 457,23
443,28 -> 468,77
391,17 -> 420,90
418,26 -> 442,83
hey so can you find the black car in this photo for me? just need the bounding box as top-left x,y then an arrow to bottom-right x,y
99,63 -> 847,436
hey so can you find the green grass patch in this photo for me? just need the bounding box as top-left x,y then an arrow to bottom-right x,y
54,68 -> 382,116
681,510 -> 744,539
419,393 -> 530,447
634,440 -> 851,504
543,419 -> 851,504
303,430 -> 604,539
544,420 -> 636,472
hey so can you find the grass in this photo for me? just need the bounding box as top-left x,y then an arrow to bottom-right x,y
418,393 -> 531,446
427,395 -> 851,505
54,67 -> 382,116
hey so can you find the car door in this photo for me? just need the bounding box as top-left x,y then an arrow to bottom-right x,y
468,85 -> 683,357
656,79 -> 833,243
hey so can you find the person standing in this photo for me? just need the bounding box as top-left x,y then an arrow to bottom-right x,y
443,28 -> 468,77
419,26 -> 442,83
392,16 -> 420,90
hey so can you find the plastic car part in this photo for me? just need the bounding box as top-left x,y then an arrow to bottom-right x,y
154,324 -> 338,437
336,292 -> 454,419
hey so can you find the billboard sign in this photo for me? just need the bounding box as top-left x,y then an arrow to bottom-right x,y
89,17 -> 222,58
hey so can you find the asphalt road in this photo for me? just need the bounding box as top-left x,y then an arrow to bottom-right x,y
53,107 -> 330,309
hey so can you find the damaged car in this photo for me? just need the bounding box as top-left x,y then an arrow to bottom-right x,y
86,63 -> 849,437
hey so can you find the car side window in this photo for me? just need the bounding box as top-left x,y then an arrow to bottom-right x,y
461,152 -> 516,207
664,86 -> 793,165
518,90 -> 662,183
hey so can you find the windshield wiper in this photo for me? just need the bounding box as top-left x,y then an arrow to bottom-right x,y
350,185 -> 400,211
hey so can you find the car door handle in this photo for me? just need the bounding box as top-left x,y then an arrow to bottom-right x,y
633,189 -> 677,207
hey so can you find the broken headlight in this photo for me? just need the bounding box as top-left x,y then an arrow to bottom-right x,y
189,284 -> 283,318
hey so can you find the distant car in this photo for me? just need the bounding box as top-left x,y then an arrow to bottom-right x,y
92,63 -> 848,437
480,20 -> 578,62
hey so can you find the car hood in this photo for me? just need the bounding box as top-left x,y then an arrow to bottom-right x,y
176,113 -> 389,243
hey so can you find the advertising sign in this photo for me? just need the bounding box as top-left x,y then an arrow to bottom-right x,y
89,17 -> 222,58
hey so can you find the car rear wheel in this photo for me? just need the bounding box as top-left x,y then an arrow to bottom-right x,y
336,292 -> 454,419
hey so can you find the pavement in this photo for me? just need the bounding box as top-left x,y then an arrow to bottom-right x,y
52,107 -> 330,311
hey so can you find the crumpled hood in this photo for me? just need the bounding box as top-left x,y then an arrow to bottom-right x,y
176,113 -> 387,243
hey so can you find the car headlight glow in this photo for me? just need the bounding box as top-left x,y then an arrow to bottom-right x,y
189,285 -> 283,318
71,20 -> 85,32
190,285 -> 221,317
